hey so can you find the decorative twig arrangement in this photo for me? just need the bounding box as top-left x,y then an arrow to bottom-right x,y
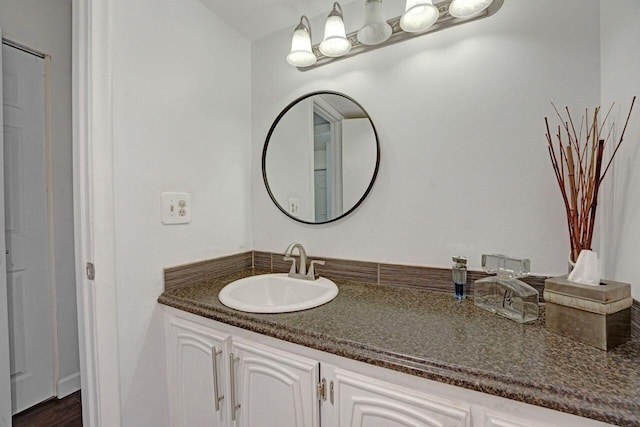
545,96 -> 636,263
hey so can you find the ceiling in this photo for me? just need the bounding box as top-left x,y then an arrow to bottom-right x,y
319,94 -> 367,119
198,0 -> 358,42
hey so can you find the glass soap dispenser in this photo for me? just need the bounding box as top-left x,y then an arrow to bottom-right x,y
474,254 -> 539,323
452,256 -> 467,300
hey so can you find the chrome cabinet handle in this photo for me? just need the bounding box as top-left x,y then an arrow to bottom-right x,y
211,346 -> 224,412
229,353 -> 241,421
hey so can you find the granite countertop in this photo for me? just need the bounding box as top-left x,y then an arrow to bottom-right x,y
158,269 -> 640,426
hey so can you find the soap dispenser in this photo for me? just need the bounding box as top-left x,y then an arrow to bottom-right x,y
452,256 -> 467,300
474,254 -> 539,323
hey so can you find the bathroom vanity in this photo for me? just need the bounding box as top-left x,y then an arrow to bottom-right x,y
159,268 -> 639,427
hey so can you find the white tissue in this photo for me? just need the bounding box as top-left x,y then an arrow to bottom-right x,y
567,250 -> 601,286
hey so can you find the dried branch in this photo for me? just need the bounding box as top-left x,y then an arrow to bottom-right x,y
585,140 -> 605,250
544,97 -> 637,262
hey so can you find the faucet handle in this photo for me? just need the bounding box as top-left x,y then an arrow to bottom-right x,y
283,256 -> 297,275
308,260 -> 325,278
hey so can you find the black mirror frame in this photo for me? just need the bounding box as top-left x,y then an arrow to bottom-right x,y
262,91 -> 380,225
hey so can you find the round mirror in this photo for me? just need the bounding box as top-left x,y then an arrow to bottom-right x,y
263,91 -> 380,224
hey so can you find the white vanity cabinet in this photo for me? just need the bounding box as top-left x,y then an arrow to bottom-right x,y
164,309 -> 612,427
231,338 -> 320,427
165,315 -> 230,427
481,413 -> 540,427
330,368 -> 470,427
166,313 -> 320,427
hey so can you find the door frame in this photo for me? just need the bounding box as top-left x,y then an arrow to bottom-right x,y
313,98 -> 344,218
0,25 -> 13,427
72,0 -> 122,425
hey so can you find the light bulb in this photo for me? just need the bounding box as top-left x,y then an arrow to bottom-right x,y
357,0 -> 392,45
286,16 -> 317,67
320,3 -> 352,57
449,0 -> 493,18
400,0 -> 439,33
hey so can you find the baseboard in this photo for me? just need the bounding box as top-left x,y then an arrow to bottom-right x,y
57,371 -> 81,398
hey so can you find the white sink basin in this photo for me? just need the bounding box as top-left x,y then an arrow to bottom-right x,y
218,273 -> 339,313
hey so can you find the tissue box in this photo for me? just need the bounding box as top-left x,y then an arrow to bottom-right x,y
543,277 -> 632,350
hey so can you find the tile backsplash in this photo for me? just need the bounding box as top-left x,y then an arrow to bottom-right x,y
164,251 -> 252,291
165,250 -> 545,295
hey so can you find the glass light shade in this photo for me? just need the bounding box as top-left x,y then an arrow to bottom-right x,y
357,0 -> 392,46
319,5 -> 351,57
286,20 -> 317,67
400,0 -> 439,33
449,0 -> 493,18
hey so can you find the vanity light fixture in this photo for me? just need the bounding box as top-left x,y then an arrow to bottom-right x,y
357,0 -> 392,45
448,0 -> 494,18
287,0 -> 503,70
286,16 -> 317,67
400,0 -> 439,33
319,2 -> 352,57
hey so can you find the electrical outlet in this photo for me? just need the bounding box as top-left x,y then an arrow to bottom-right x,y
161,192 -> 191,224
288,197 -> 300,217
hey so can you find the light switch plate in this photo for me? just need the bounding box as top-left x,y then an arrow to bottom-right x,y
161,192 -> 191,224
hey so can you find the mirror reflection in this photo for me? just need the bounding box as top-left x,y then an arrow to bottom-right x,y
263,91 -> 380,224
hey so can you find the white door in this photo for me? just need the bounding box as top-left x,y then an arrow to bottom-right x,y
0,28 -> 14,427
166,316 -> 230,427
2,42 -> 54,414
231,339 -> 319,427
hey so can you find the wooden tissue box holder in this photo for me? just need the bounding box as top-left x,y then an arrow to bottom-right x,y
543,277 -> 632,350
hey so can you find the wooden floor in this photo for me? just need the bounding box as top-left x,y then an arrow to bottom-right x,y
12,391 -> 82,427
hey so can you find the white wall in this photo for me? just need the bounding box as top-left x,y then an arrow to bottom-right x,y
252,0 -> 601,276
0,0 -> 80,396
600,1 -> 640,298
342,118 -> 377,210
110,0 -> 252,424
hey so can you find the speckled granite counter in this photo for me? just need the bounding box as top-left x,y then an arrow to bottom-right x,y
158,270 -> 640,426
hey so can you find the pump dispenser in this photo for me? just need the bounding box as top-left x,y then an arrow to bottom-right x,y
474,254 -> 539,323
452,256 -> 468,300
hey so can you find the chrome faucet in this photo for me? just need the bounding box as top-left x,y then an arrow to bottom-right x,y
284,242 -> 307,275
283,243 -> 325,280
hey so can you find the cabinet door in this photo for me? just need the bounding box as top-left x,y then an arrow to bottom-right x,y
231,339 -> 320,427
166,316 -> 230,427
333,369 -> 471,427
